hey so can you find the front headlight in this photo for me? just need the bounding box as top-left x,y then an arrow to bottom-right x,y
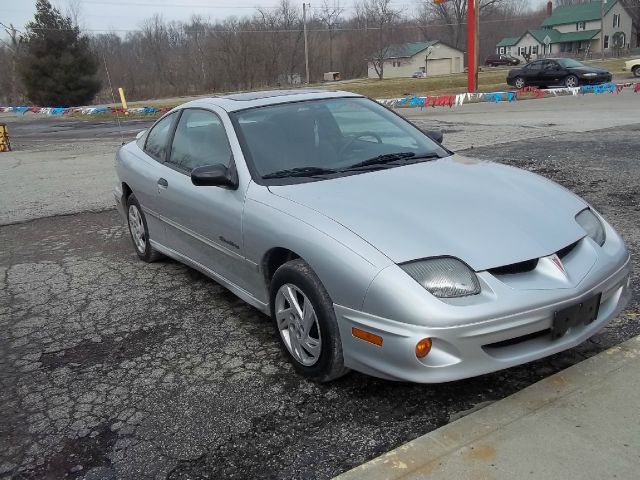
400,257 -> 480,298
576,209 -> 605,246
582,73 -> 597,77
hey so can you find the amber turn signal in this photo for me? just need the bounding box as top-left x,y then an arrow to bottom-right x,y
416,338 -> 432,358
352,327 -> 383,346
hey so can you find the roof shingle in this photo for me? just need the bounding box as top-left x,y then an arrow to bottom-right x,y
541,0 -> 617,27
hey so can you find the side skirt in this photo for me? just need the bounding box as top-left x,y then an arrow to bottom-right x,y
150,239 -> 270,315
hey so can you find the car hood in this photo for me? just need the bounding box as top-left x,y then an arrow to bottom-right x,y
268,156 -> 588,271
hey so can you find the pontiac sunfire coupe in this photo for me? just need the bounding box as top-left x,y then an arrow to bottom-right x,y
114,90 -> 631,383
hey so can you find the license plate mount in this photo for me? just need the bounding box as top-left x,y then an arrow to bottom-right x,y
552,294 -> 602,340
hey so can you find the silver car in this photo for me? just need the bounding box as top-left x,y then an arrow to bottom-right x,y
114,90 -> 632,383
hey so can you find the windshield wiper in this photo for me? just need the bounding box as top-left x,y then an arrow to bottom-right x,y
262,166 -> 338,179
343,152 -> 440,171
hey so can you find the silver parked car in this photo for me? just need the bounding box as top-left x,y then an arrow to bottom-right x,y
114,90 -> 631,383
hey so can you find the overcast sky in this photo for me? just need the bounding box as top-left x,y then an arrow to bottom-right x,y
1,0 -> 543,34
1,0 -> 359,33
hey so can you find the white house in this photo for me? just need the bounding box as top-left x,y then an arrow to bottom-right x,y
367,41 -> 465,79
496,0 -> 638,61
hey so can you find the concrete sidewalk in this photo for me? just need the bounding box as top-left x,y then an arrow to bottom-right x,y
336,335 -> 640,480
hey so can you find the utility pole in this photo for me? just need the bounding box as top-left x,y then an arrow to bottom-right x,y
600,0 -> 605,60
467,0 -> 477,92
303,3 -> 311,84
474,0 -> 479,90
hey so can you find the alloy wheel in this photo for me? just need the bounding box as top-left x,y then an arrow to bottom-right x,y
275,283 -> 322,366
565,75 -> 578,88
128,205 -> 146,254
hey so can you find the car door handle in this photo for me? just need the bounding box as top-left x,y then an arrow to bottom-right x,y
157,178 -> 168,188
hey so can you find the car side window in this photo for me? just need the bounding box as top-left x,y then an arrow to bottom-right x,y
525,61 -> 542,71
543,60 -> 557,70
169,109 -> 232,172
144,112 -> 178,162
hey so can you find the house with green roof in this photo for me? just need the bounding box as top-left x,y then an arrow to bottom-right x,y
367,40 -> 465,79
495,0 -> 638,61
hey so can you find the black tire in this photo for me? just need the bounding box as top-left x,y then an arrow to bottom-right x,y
565,74 -> 579,88
633,66 -> 640,78
126,193 -> 163,262
270,259 -> 349,382
514,76 -> 526,89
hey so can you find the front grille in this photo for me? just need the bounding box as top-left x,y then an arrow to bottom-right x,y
483,329 -> 550,350
488,240 -> 581,276
488,258 -> 538,276
557,240 -> 579,259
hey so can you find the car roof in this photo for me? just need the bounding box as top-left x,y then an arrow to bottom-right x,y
176,89 -> 364,113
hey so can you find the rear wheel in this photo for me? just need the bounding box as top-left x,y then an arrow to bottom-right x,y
633,66 -> 640,78
126,194 -> 162,262
514,76 -> 525,89
565,75 -> 579,88
270,259 -> 349,382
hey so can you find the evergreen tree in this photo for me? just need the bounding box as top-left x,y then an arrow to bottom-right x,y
17,0 -> 101,107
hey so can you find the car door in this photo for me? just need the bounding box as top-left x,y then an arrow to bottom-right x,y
153,107 -> 254,291
523,60 -> 544,85
539,60 -> 563,86
135,111 -> 180,245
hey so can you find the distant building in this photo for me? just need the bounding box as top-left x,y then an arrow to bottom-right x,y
367,41 -> 465,79
496,0 -> 639,61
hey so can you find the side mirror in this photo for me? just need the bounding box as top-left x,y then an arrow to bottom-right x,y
135,130 -> 146,140
191,164 -> 238,189
423,129 -> 444,144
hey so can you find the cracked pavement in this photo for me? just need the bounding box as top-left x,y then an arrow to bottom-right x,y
1,107 -> 639,479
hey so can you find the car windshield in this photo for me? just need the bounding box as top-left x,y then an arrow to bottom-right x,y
556,58 -> 585,68
230,97 -> 448,182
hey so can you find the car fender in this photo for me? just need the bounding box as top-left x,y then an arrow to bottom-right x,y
242,182 -> 394,310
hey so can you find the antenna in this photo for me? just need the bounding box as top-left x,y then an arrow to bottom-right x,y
101,51 -> 125,146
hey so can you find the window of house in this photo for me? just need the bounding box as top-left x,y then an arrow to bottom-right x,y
532,45 -> 538,55
576,21 -> 586,31
506,46 -> 511,54
499,47 -> 505,54
604,35 -> 609,49
613,14 -> 620,28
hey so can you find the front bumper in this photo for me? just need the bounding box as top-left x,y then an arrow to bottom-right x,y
581,75 -> 612,85
335,253 -> 631,383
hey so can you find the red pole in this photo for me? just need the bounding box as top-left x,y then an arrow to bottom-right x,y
467,0 -> 476,92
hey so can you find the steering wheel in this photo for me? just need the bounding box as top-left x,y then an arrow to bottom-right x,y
339,131 -> 383,157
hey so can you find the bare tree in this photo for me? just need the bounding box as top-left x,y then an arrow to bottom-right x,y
319,0 -> 345,71
419,0 -> 511,49
358,0 -> 401,80
0,22 -> 24,104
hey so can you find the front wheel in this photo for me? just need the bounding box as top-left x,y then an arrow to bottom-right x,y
565,75 -> 579,88
126,194 -> 163,262
514,76 -> 525,89
270,259 -> 349,382
633,66 -> 640,78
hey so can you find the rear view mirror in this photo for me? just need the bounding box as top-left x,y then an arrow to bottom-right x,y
191,164 -> 238,189
423,129 -> 444,144
135,130 -> 146,140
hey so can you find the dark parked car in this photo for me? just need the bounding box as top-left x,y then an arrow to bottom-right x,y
507,58 -> 612,89
485,54 -> 520,67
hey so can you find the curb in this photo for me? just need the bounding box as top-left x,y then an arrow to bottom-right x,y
335,334 -> 640,480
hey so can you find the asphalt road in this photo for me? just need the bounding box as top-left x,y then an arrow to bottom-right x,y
1,119 -> 638,479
